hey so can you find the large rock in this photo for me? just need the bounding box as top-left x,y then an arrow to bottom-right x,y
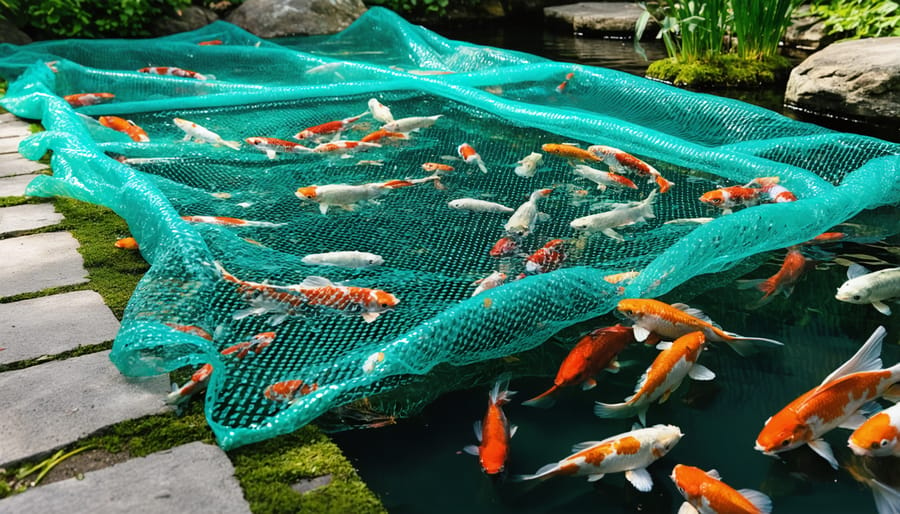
150,6 -> 219,36
226,0 -> 367,38
783,5 -> 833,50
544,2 -> 657,38
785,37 -> 900,129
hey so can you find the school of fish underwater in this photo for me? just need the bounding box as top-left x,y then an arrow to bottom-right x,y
1,7 -> 899,513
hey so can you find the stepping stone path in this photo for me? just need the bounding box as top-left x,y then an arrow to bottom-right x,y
0,111 -> 252,511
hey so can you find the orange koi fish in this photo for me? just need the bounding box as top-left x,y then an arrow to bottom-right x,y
360,129 -> 408,143
422,162 -> 454,173
221,331 -> 275,360
471,271 -> 507,297
293,113 -> 368,140
617,298 -> 783,356
588,145 -> 674,193
849,402 -> 900,457
524,239 -> 566,275
595,331 -> 713,425
198,39 -> 223,45
264,379 -> 318,402
64,92 -> 115,107
489,236 -> 519,258
165,363 -> 213,406
181,215 -> 284,228
737,248 -> 809,307
114,237 -> 139,250
747,176 -> 797,203
541,143 -> 601,162
603,271 -> 640,285
555,72 -> 575,93
295,179 -> 414,214
463,375 -> 518,475
244,136 -> 313,159
671,464 -> 773,514
457,143 -> 488,173
311,140 -> 381,153
98,116 -> 150,142
804,231 -> 847,245
524,325 -> 635,408
514,424 -> 683,491
699,186 -> 762,215
755,326 -> 900,468
163,322 -> 213,341
138,66 -> 211,80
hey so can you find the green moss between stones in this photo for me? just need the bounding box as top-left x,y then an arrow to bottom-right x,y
646,54 -> 792,89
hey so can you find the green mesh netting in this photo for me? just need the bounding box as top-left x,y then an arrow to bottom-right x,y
1,8 -> 898,449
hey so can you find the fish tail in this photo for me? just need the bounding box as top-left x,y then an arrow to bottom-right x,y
593,400 -> 641,419
870,478 -> 900,514
213,261 -> 241,284
476,158 -> 488,173
511,462 -> 559,482
654,174 -> 674,193
521,385 -> 560,408
721,331 -> 784,356
381,179 -> 415,189
490,372 -> 517,406
223,140 -> 242,150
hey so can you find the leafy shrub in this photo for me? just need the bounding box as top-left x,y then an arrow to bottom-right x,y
809,0 -> 900,39
1,0 -> 191,38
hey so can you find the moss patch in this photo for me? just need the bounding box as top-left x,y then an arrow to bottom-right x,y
646,54 -> 792,89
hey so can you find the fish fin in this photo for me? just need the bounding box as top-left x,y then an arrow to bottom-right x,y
735,278 -> 765,290
839,412 -> 873,431
600,228 -> 625,242
223,140 -> 242,150
462,445 -> 480,457
605,360 -> 620,374
571,441 -> 602,453
265,149 -> 277,160
638,408 -> 647,426
658,390 -> 673,404
586,473 -> 606,483
847,262 -> 871,279
883,384 -> 900,403
632,325 -> 651,342
522,386 -> 559,408
820,326 -> 885,386
688,364 -> 716,381
510,425 -> 518,438
582,377 -> 598,389
318,204 -> 329,215
807,438 -> 839,469
593,401 -> 639,419
473,420 -> 483,443
706,469 -> 721,480
872,301 -> 892,316
869,478 -> 900,514
360,311 -> 381,323
625,468 -> 653,492
721,332 -> 784,355
656,341 -> 673,350
511,463 -> 557,482
671,303 -> 714,324
300,276 -> 335,288
477,159 -> 488,173
596,184 -> 607,192
677,502 -> 700,514
268,314 -> 289,326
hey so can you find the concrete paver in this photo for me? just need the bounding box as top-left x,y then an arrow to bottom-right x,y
0,350 -> 170,466
0,122 -> 31,138
0,136 -> 22,153
0,203 -> 63,235
0,174 -> 37,197
0,154 -> 46,176
0,442 -> 251,514
0,290 -> 120,365
0,232 -> 88,298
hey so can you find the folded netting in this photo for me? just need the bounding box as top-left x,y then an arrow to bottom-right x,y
1,7 -> 897,449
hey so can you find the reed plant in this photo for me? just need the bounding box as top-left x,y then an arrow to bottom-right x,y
637,0 -> 731,62
731,0 -> 805,58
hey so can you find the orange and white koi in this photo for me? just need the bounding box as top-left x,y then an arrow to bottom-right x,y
138,66 -> 211,80
514,152 -> 543,178
489,236 -> 519,258
181,215 -> 284,227
572,164 -> 638,191
360,129 -> 408,143
524,324 -> 635,408
541,143 -> 601,162
736,248 -> 809,307
524,239 -> 566,275
367,98 -> 394,124
463,375 -> 517,475
244,136 -> 313,159
504,188 -> 553,237
98,116 -> 150,142
165,363 -> 212,406
604,271 -> 640,285
221,331 -> 275,359
114,237 -> 140,250
449,198 -> 514,213
835,264 -> 900,316
747,176 -> 797,203
295,179 -> 414,214
264,379 -> 318,402
849,402 -> 900,457
381,115 -> 442,133
755,326 -> 900,468
311,140 -> 381,153
64,92 -> 114,107
422,162 -> 454,173
671,464 -> 773,514
293,113 -> 368,140
457,143 -> 488,173
699,186 -> 762,214
589,145 -> 674,193
595,331 -> 712,425
472,271 -> 508,297
616,298 -> 783,356
163,322 -> 213,341
301,251 -> 384,268
514,424 -> 683,491
555,72 -> 575,93
569,190 -> 656,241
173,118 -> 241,150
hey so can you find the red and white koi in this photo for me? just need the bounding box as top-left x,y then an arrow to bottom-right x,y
295,179 -> 414,214
264,379 -> 318,402
163,323 -> 213,341
616,298 -> 784,356
367,98 -> 395,124
301,251 -> 384,268
381,115 -> 442,133
311,140 -> 381,153
489,236 -> 519,258
64,92 -> 114,107
173,118 -> 241,150
221,331 -> 275,359
699,186 -> 762,214
555,72 -> 575,93
671,464 -> 773,514
448,198 -> 514,213
244,136 -> 313,159
293,112 -> 368,140
747,176 -> 797,203
849,402 -> 900,457
165,363 -> 213,406
736,248 -> 809,307
514,424 -> 683,491
524,239 -> 566,275
524,325 -> 635,408
572,164 -> 638,191
835,263 -> 900,316
755,326 -> 900,468
569,190 -> 656,241
457,143 -> 488,173
472,271 -> 508,297
514,152 -> 543,178
588,145 -> 674,193
181,215 -> 284,228
98,116 -> 150,142
541,143 -> 601,162
463,376 -> 517,475
504,188 -> 553,237
138,66 -> 211,80
595,331 -> 712,425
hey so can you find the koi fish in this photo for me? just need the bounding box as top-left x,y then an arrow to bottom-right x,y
367,98 -> 394,124
165,363 -> 212,406
616,298 -> 784,356
181,215 -> 284,227
490,236 -> 519,258
463,375 -> 517,475
804,231 -> 847,245
664,217 -> 714,225
293,112 -> 368,140
570,190 -> 656,241
98,116 -> 150,142
699,186 -> 762,214
114,237 -> 139,250
311,140 -> 381,153
572,164 -> 638,191
588,145 -> 674,193
595,331 -> 712,425
604,271 -> 640,285
381,115 -> 442,133
173,118 -> 241,150
264,379 -> 318,402
523,324 -> 635,408
541,143 -> 601,162
514,152 -> 543,178
524,239 -> 566,275
846,459 -> 900,514
835,264 -> 900,315
514,424 -> 683,491
555,72 -> 575,93
295,180 -> 414,214
198,39 -> 222,45
449,198 -> 514,213
458,143 -> 488,173
747,176 -> 797,203
736,248 -> 809,307
221,331 -> 275,359
244,137 -> 313,159
64,92 -> 114,107
849,402 -> 900,457
163,323 -> 213,341
670,464 -> 773,514
504,188 -> 553,237
138,66 -> 211,80
472,271 -> 508,296
755,326 -> 900,468
422,162 -> 454,173
301,251 -> 384,268
360,129 -> 408,143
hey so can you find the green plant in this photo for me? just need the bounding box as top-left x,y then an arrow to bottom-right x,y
732,0 -> 804,58
636,0 -> 731,62
809,0 -> 900,38
6,0 -> 191,39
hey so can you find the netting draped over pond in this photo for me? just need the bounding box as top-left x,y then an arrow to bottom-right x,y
1,8 -> 897,449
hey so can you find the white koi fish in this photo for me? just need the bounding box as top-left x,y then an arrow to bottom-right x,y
471,271 -> 507,296
572,164 -> 638,191
367,98 -> 395,124
514,152 -> 543,178
448,198 -> 514,213
569,190 -> 656,241
381,115 -> 442,133
835,264 -> 900,315
173,118 -> 241,150
504,188 -> 553,237
165,363 -> 212,406
295,179 -> 415,214
301,251 -> 384,268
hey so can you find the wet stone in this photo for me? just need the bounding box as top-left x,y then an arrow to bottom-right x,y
544,2 -> 657,37
0,203 -> 63,235
0,442 -> 251,513
0,291 -> 120,365
0,232 -> 88,298
0,174 -> 38,197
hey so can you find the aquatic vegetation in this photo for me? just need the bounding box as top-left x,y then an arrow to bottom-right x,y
732,0 -> 804,58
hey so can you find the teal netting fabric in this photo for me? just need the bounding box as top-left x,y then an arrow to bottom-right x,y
1,8 -> 897,449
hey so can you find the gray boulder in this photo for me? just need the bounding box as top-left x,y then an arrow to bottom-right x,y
544,2 -> 657,38
785,37 -> 900,128
783,5 -> 833,50
151,6 -> 219,36
226,0 -> 367,38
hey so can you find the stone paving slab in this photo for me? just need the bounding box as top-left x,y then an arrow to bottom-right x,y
0,350 -> 170,466
0,232 -> 88,298
0,155 -> 46,176
0,291 -> 120,365
0,174 -> 37,197
0,442 -> 251,514
0,203 -> 63,235
544,2 -> 656,36
0,136 -> 21,153
0,123 -> 31,139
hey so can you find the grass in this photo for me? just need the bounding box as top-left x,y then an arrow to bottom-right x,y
732,0 -> 804,58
